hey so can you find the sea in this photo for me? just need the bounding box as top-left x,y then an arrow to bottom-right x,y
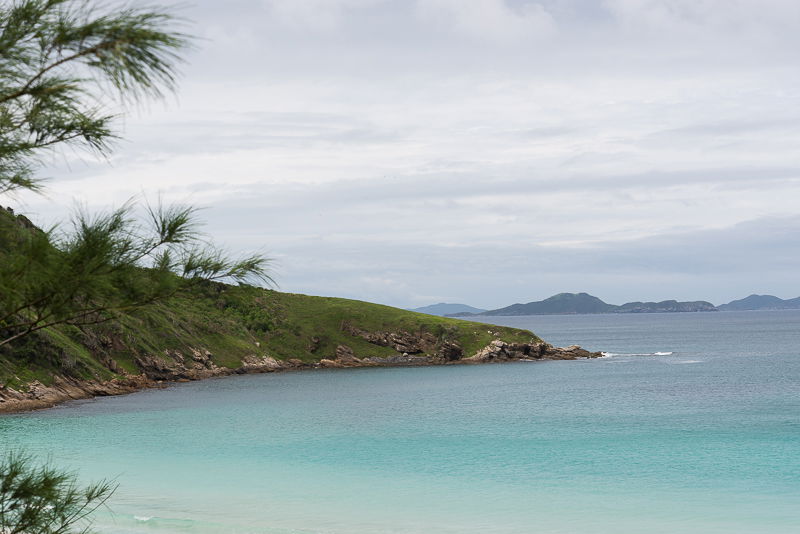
1,310 -> 799,534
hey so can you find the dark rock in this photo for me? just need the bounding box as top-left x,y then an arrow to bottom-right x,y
436,341 -> 463,361
342,323 -> 437,354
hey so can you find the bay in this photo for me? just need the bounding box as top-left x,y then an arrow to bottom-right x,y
2,310 -> 799,533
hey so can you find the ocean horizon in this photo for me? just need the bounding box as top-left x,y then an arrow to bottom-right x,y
2,310 -> 799,534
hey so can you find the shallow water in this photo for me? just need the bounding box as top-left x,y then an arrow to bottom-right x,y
2,310 -> 799,533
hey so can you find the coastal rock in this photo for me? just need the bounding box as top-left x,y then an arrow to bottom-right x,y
436,341 -> 463,361
239,354 -> 283,372
0,375 -> 153,413
332,345 -> 370,367
464,340 -> 513,362
135,349 -> 222,380
464,340 -> 602,363
335,344 -> 356,362
342,324 -> 438,354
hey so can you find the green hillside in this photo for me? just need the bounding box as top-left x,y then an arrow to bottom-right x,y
0,206 -> 538,393
0,284 -> 538,390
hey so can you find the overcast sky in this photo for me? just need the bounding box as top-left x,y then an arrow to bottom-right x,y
9,0 -> 800,308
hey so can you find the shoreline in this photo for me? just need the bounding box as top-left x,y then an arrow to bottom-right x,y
0,339 -> 601,414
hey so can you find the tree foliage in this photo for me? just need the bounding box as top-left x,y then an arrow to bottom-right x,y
0,0 -> 189,194
0,1 -> 273,348
0,202 -> 272,347
0,451 -> 115,534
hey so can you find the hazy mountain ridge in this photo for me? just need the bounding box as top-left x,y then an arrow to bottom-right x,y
448,292 -> 718,316
483,293 -> 614,316
410,303 -> 487,316
443,292 -> 800,316
717,294 -> 800,311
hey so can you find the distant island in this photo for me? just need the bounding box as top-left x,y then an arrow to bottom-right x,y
418,292 -> 800,317
717,294 -> 800,311
410,303 -> 487,316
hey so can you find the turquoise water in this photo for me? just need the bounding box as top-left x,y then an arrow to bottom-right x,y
2,310 -> 799,533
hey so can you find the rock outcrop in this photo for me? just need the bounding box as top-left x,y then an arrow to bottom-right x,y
342,324 -> 438,354
0,375 -> 151,413
462,340 -> 601,363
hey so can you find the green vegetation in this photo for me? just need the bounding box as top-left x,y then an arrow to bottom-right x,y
228,289 -> 536,362
0,194 -> 536,388
0,0 -> 189,194
0,207 -> 537,392
0,268 -> 538,390
0,201 -> 271,348
0,0 -> 269,348
0,451 -> 115,534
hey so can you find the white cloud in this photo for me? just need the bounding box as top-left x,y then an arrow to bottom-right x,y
263,0 -> 387,30
603,0 -> 800,37
416,0 -> 556,42
6,0 -> 800,307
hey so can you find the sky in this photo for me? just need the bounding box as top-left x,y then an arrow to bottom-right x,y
8,0 -> 800,309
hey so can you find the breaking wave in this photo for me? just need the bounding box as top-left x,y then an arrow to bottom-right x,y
601,351 -> 674,357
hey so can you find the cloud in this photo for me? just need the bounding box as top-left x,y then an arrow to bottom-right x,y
7,0 -> 800,309
263,0 -> 388,31
212,213 -> 800,308
603,0 -> 800,43
416,0 -> 557,42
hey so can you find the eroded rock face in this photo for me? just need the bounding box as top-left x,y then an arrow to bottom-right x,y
544,344 -> 602,360
0,375 -> 151,413
240,354 -> 283,372
436,341 -> 463,361
135,348 -> 221,381
342,324 -> 438,354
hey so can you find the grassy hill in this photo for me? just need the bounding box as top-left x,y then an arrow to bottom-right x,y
0,283 -> 539,392
0,206 -> 538,397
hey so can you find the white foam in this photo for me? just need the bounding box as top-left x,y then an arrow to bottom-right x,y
674,360 -> 702,364
601,351 -> 674,357
134,516 -> 153,522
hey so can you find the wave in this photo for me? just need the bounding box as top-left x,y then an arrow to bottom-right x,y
601,351 -> 674,357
